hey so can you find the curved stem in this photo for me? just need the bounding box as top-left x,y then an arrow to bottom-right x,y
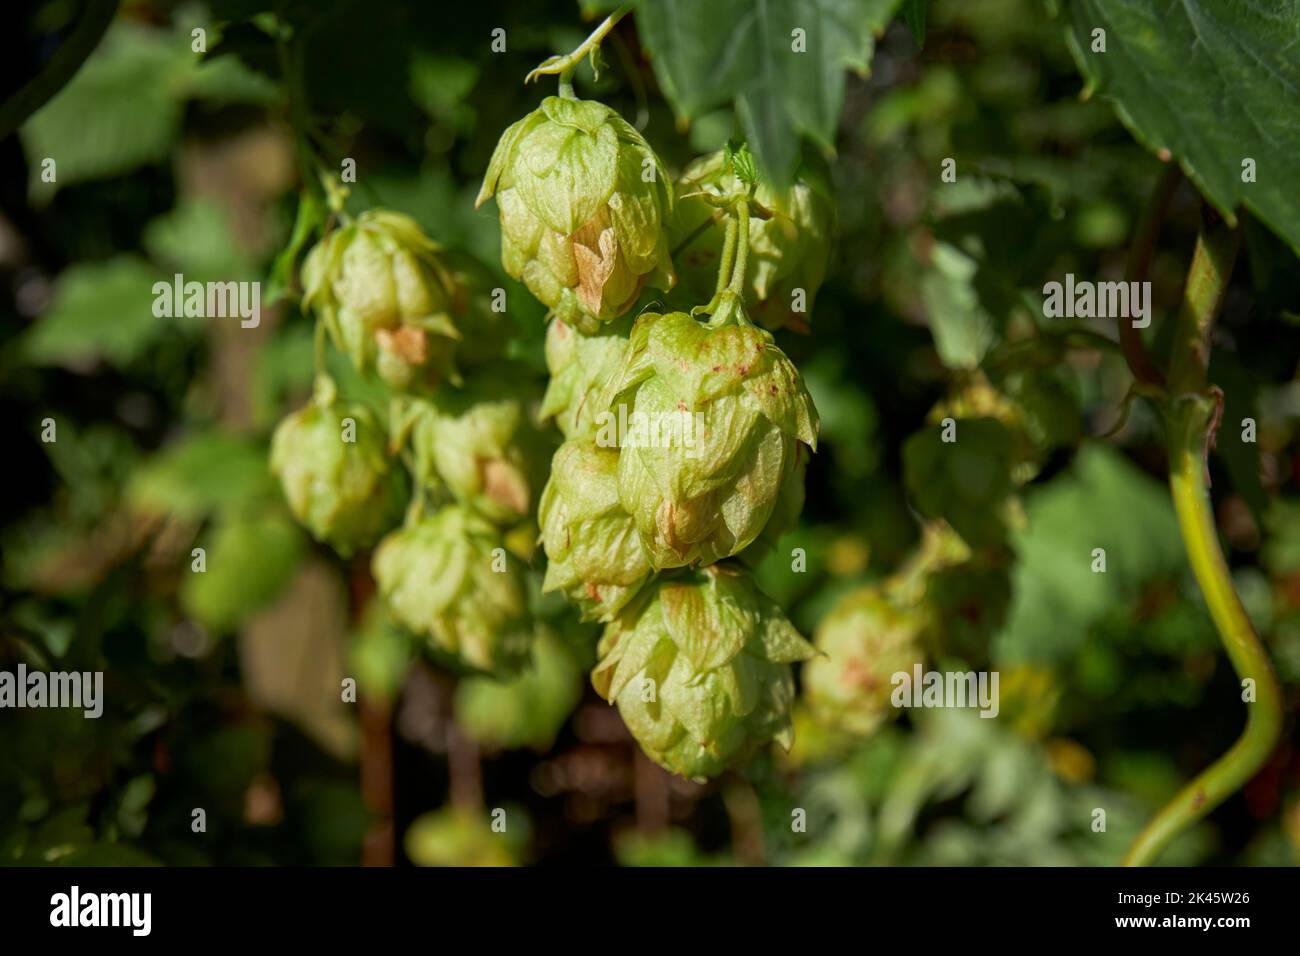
527,5 -> 631,87
1122,214 -> 1282,866
0,0 -> 118,140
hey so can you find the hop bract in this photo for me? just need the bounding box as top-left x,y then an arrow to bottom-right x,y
592,565 -> 815,780
301,209 -> 463,394
372,505 -> 532,676
476,96 -> 675,333
670,151 -> 834,332
540,316 -> 630,440
538,438 -> 653,622
803,584 -> 926,737
270,397 -> 406,557
604,310 -> 818,569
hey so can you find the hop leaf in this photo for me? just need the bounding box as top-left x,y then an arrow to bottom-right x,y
592,564 -> 814,781
669,150 -> 834,332
539,438 -> 653,622
270,398 -> 407,557
803,583 -> 926,738
372,505 -> 533,676
477,96 -> 676,333
604,310 -> 818,569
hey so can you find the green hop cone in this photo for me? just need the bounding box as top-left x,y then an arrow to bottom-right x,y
592,564 -> 815,780
453,624 -> 586,752
270,391 -> 407,556
538,438 -> 653,622
399,366 -> 555,524
301,209 -> 463,394
670,150 -> 834,332
405,806 -> 523,867
603,310 -> 818,569
540,316 -> 631,439
902,415 -> 1017,549
803,583 -> 927,738
476,96 -> 675,333
372,505 -> 532,676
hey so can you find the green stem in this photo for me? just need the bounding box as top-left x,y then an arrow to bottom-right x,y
1122,215 -> 1282,867
727,201 -> 751,297
1166,214 -> 1241,395
714,216 -> 739,297
528,4 -> 631,89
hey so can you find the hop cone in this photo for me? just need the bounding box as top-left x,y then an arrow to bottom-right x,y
604,310 -> 818,569
476,95 -> 675,333
270,394 -> 406,556
538,438 -> 652,622
372,505 -> 532,676
405,807 -> 521,867
401,366 -> 554,524
670,150 -> 834,332
803,584 -> 926,737
592,565 -> 815,780
540,316 -> 630,440
301,209 -> 463,394
454,624 -> 586,752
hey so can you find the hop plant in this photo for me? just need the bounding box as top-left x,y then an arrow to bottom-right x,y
372,505 -> 532,676
803,583 -> 927,737
603,310 -> 818,569
301,209 -> 464,394
398,366 -> 555,525
538,438 -> 653,622
270,388 -> 407,557
476,95 -> 675,333
541,316 -> 631,439
670,150 -> 834,332
592,564 -> 815,780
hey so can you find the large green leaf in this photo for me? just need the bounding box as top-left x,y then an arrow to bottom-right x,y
22,256 -> 163,368
128,431 -> 279,520
21,20 -> 283,201
1067,0 -> 1300,255
635,0 -> 901,183
995,444 -> 1185,664
182,513 -> 306,633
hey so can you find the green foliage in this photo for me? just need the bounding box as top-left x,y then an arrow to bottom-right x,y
5,0 -> 1299,870
1068,0 -> 1300,255
633,0 -> 901,183
22,257 -> 163,368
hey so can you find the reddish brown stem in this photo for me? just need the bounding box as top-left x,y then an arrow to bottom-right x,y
359,695 -> 395,867
633,751 -> 670,831
350,555 -> 394,867
1119,163 -> 1182,388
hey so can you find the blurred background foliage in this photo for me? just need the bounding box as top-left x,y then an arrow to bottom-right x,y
2,0 -> 1298,866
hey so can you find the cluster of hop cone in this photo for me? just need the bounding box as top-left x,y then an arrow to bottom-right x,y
269,86 -> 1016,781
